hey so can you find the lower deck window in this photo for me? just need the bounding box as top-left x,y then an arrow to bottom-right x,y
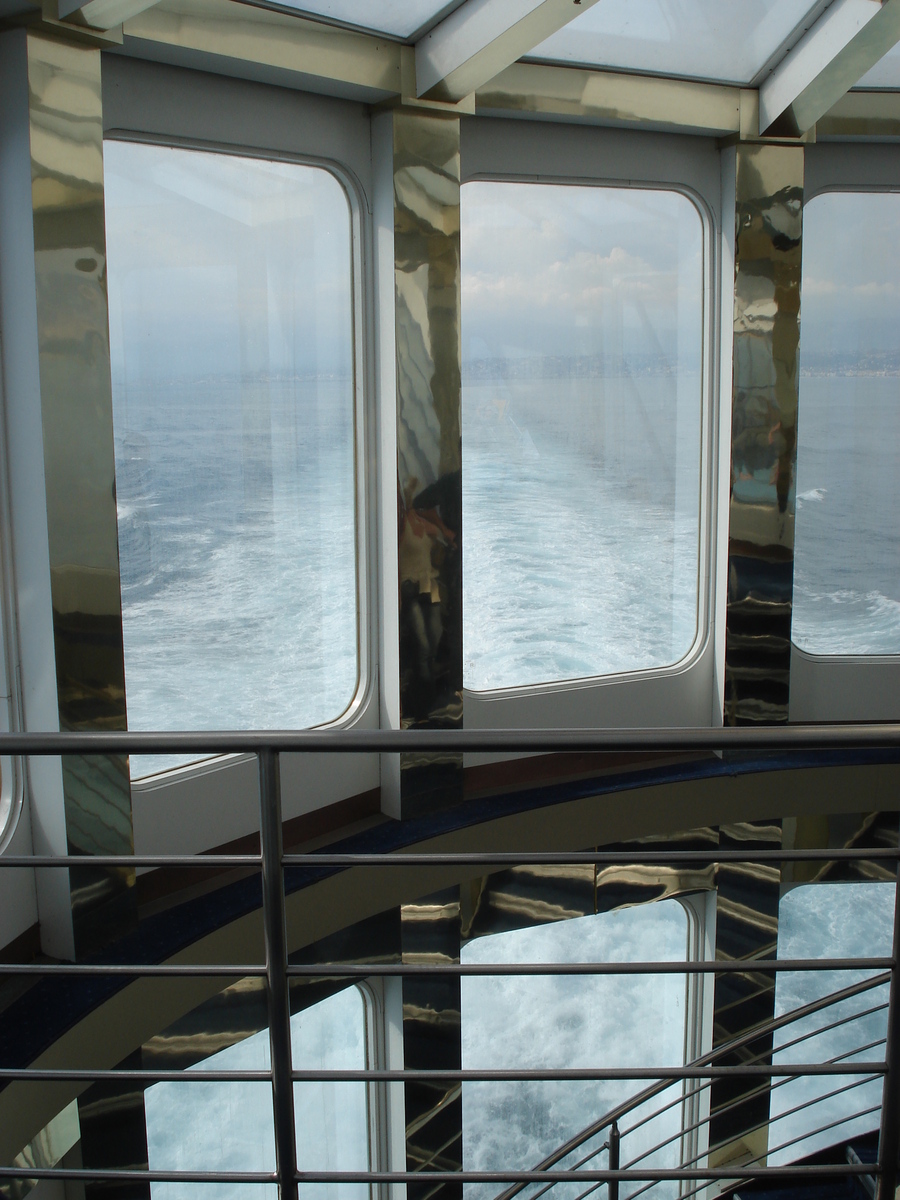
460,901 -> 689,1199
145,984 -> 370,1200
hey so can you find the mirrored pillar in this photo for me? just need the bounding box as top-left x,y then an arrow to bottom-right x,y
709,820 -> 782,1170
392,110 -> 464,820
724,144 -> 804,726
401,888 -> 462,1200
27,32 -> 135,955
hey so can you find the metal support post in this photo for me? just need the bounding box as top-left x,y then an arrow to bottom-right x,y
258,748 -> 299,1200
877,867 -> 900,1200
608,1119 -> 620,1200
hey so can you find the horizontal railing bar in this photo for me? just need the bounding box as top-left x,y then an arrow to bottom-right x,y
0,1068 -> 275,1082
285,1065 -> 887,1080
285,958 -> 893,976
280,848 -> 900,866
0,724 -> 898,755
0,1169 -> 277,1183
0,1065 -> 885,1084
0,1165 -> 880,1184
0,849 -> 895,870
1,958 -> 890,978
0,855 -> 261,868
0,964 -> 263,976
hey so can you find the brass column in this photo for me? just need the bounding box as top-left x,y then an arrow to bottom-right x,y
709,821 -> 782,1170
401,889 -> 463,1200
724,144 -> 804,726
393,110 -> 464,819
28,32 -> 135,955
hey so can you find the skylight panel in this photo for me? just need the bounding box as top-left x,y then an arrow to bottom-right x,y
854,40 -> 900,87
265,0 -> 465,39
525,0 -> 826,87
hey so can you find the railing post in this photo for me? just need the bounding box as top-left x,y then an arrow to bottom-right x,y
608,1119 -> 620,1200
258,748 -> 299,1200
877,866 -> 900,1200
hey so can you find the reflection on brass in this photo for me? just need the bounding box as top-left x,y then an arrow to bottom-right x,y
123,0 -> 401,101
724,144 -> 804,726
476,61 -> 742,136
782,811 -> 900,886
0,1102 -> 80,1200
393,110 -> 463,820
819,89 -> 900,139
27,32 -> 135,955
77,1049 -> 149,1200
709,820 -> 783,1171
402,890 -> 462,1200
142,977 -> 268,1072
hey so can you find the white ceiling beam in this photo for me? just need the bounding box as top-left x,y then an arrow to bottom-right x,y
58,0 -> 160,30
759,0 -> 900,134
415,0 -> 603,103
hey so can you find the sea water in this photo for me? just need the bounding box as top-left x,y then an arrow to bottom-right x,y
113,376 -> 357,778
793,373 -> 900,655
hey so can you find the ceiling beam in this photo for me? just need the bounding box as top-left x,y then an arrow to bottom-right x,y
759,0 -> 900,135
58,0 -> 159,29
415,0 -> 603,103
123,0 -> 402,102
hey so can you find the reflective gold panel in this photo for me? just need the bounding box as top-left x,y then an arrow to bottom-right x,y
724,144 -> 804,726
402,889 -> 462,1200
393,109 -> 464,819
27,32 -> 135,954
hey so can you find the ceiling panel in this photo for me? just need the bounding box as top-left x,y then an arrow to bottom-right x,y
525,0 -> 826,87
267,0 -> 464,39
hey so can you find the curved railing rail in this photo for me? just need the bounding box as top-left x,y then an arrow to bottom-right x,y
492,970 -> 891,1200
0,727 -> 898,1200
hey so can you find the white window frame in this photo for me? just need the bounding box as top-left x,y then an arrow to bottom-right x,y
101,56 -> 380,847
790,141 -> 900,723
458,116 -> 728,746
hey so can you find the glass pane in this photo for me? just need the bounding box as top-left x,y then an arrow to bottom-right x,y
145,986 -> 369,1200
104,142 -> 358,777
793,192 -> 900,656
854,41 -> 900,88
461,903 -> 688,1200
527,0 -> 822,86
461,182 -> 703,691
292,984 -> 369,1198
258,0 -> 463,38
770,883 -> 893,1165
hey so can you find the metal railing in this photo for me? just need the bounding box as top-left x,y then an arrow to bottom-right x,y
0,725 -> 898,1200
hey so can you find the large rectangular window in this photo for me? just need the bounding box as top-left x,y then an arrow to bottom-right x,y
461,182 -> 704,692
104,142 -> 359,777
793,190 -> 900,657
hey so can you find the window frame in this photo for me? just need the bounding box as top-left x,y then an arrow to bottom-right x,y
458,116 -> 726,737
789,142 -> 900,722
103,132 -> 371,767
0,361 -> 22,856
101,56 -> 380,845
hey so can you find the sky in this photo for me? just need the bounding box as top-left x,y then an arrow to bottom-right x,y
104,141 -> 354,384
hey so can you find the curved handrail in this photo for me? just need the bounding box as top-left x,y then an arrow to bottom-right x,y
490,968 -> 890,1200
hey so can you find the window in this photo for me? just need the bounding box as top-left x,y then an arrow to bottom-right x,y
104,141 -> 359,777
145,984 -> 371,1200
460,901 -> 690,1199
461,182 -> 704,692
770,882 -> 893,1165
793,190 -> 900,658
